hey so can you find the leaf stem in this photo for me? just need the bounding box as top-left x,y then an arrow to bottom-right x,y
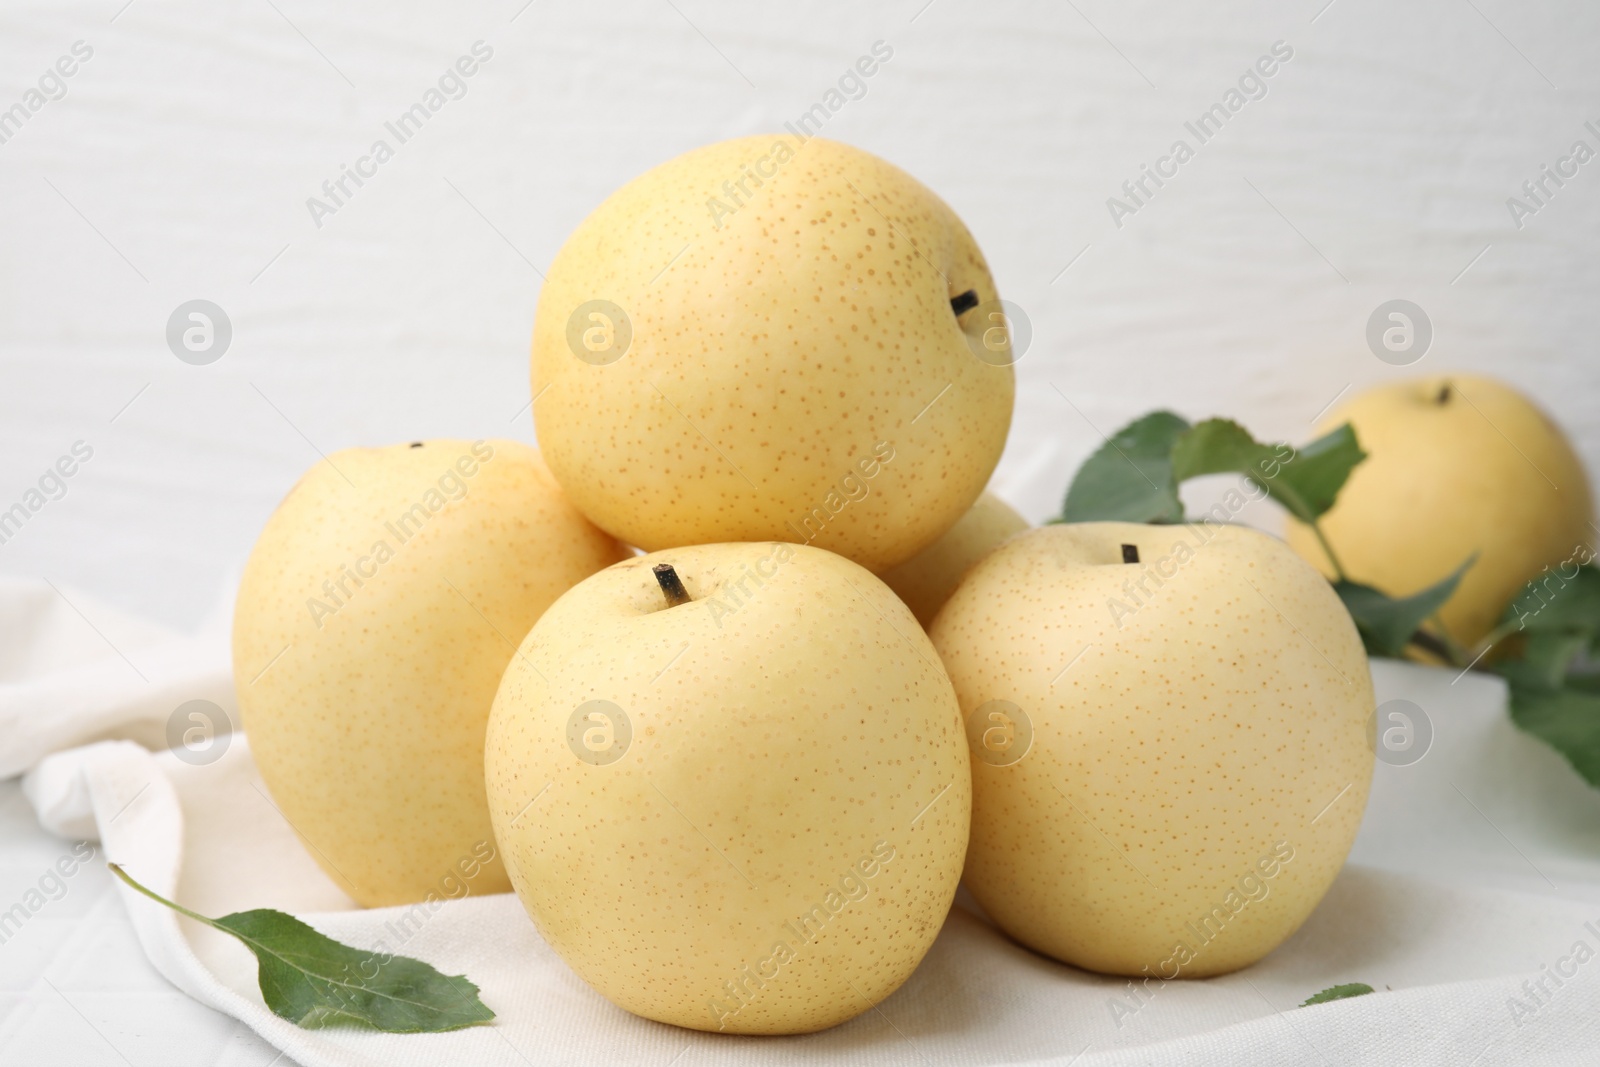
108,863 -> 222,930
108,863 -> 495,1032
1425,612 -> 1471,668
1470,618 -> 1522,663
1309,520 -> 1350,583
1405,628 -> 1458,666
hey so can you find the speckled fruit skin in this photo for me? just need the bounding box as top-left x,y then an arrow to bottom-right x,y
1285,374 -> 1594,648
930,522 -> 1374,977
485,543 -> 971,1034
879,491 -> 1029,627
233,440 -> 628,908
530,135 -> 1015,572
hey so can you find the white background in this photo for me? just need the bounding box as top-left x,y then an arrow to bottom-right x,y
3,0 -> 1599,628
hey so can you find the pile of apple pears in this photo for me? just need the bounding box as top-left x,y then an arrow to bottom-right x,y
232,137 -> 1593,1035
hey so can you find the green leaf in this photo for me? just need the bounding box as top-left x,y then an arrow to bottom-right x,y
1502,682 -> 1600,787
1168,418 -> 1274,482
1058,413 -> 1366,528
1507,631 -> 1593,691
1300,983 -> 1375,1006
1272,424 -> 1367,523
1169,419 -> 1365,525
1500,562 -> 1600,637
109,864 -> 494,1033
1487,561 -> 1600,788
1334,558 -> 1473,659
1060,411 -> 1190,524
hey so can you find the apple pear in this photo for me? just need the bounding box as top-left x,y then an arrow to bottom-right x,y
484,542 -> 971,1033
233,440 -> 628,907
1285,374 -> 1593,647
930,522 -> 1374,977
530,135 -> 1015,571
879,491 -> 1029,627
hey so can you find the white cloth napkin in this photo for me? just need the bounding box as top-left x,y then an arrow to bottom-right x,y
8,577 -> 1600,1065
0,575 -> 237,780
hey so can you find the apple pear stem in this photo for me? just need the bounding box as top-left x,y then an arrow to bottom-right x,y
1121,544 -> 1139,564
1437,383 -> 1452,404
652,563 -> 693,608
950,289 -> 979,316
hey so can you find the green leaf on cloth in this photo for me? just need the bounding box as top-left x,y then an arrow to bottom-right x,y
1300,983 -> 1375,1006
109,863 -> 494,1032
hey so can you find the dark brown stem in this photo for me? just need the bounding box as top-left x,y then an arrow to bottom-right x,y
653,563 -> 692,607
1407,627 -> 1456,664
1121,544 -> 1140,564
950,289 -> 979,316
1437,382 -> 1451,404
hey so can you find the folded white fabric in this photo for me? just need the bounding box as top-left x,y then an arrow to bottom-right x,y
9,577 -> 1600,1065
0,576 -> 236,780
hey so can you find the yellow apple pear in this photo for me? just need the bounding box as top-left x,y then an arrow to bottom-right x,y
485,542 -> 971,1033
233,440 -> 628,907
930,522 -> 1373,977
530,135 -> 1015,571
879,491 -> 1029,627
1285,374 -> 1594,647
